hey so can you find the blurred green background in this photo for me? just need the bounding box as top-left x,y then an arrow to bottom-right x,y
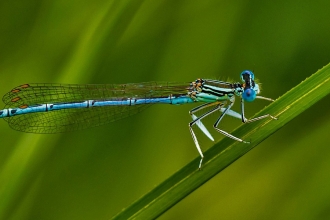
0,0 -> 329,219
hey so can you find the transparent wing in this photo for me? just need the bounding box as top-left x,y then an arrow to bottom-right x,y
2,82 -> 190,133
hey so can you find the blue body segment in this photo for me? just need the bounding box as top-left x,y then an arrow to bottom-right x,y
0,96 -> 195,118
0,71 -> 277,168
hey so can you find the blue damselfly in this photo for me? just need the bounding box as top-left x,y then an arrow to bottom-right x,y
0,70 -> 276,168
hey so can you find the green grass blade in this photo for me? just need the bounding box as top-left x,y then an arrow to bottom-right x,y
113,64 -> 330,220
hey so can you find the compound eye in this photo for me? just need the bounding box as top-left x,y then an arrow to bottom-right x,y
240,70 -> 255,82
242,88 -> 256,102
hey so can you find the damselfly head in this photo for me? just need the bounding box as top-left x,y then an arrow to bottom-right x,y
240,70 -> 259,102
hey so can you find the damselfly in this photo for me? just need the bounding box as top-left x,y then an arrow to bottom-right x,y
0,70 -> 276,168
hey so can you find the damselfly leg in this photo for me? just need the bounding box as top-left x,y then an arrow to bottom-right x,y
189,102 -> 223,169
240,97 -> 277,123
213,101 -> 250,143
